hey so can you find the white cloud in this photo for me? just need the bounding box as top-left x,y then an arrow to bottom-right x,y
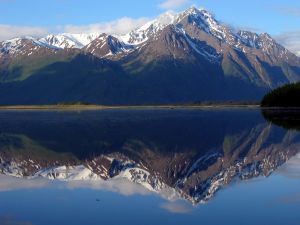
159,0 -> 190,10
63,17 -> 149,35
0,17 -> 150,41
276,7 -> 300,17
0,175 -> 51,191
65,178 -> 152,196
160,201 -> 192,214
275,31 -> 300,56
0,24 -> 49,41
276,153 -> 300,179
0,175 -> 151,196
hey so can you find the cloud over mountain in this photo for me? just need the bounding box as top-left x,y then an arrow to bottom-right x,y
0,17 -> 150,42
0,24 -> 49,41
63,17 -> 150,35
275,30 -> 300,56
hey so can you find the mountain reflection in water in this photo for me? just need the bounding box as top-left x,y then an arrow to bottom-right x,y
0,108 -> 299,204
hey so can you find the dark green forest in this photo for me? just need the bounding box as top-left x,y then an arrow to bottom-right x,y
261,82 -> 300,107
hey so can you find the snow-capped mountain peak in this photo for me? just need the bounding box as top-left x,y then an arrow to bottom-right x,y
119,11 -> 177,45
83,33 -> 134,58
0,38 -> 28,55
181,6 -> 214,19
120,6 -> 232,46
0,36 -> 58,57
38,33 -> 101,49
177,7 -> 238,45
238,31 -> 260,48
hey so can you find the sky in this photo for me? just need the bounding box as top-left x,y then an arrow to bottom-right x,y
0,0 -> 300,55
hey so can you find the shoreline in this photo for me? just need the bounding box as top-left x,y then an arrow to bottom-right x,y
0,104 -> 261,110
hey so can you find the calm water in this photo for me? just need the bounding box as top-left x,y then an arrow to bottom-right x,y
0,108 -> 299,225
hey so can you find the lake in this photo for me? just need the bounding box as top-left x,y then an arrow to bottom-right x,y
0,108 -> 299,225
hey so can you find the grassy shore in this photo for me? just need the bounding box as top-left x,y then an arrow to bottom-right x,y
0,104 -> 260,110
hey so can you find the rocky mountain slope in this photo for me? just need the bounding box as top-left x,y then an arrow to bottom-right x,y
0,7 -> 299,105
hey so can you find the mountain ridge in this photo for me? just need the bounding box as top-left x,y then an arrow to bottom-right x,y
0,6 -> 299,105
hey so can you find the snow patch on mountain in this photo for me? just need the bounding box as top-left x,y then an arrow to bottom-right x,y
0,37 -> 57,57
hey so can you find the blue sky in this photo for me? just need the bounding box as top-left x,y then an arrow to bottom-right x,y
0,0 -> 300,54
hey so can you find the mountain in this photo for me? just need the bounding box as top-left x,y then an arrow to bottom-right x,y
0,7 -> 300,105
0,37 -> 78,83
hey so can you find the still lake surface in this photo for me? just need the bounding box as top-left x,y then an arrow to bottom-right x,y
0,108 -> 299,225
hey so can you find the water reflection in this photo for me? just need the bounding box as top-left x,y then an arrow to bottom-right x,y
262,108 -> 300,131
0,109 -> 300,204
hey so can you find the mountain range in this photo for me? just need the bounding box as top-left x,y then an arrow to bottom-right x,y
1,7 -> 300,105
